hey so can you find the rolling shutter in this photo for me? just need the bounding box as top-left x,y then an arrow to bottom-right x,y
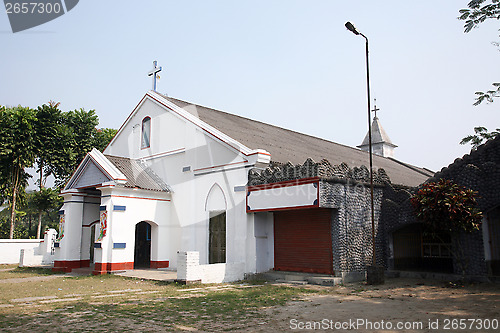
274,208 -> 333,274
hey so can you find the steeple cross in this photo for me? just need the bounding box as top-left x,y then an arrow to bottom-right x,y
371,99 -> 380,119
148,60 -> 162,91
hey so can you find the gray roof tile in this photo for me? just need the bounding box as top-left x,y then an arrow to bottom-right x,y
166,96 -> 432,187
105,155 -> 169,192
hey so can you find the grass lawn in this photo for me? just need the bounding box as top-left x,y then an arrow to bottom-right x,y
0,266 -> 60,280
0,267 -> 319,332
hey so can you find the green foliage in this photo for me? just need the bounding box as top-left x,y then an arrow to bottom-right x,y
94,128 -> 118,152
460,126 -> 500,148
459,0 -> 500,105
31,188 -> 62,213
0,106 -> 37,168
64,108 -> 99,168
0,106 -> 37,238
473,82 -> 500,105
54,108 -> 115,186
459,0 -> 500,33
0,103 -> 116,238
0,217 -> 29,239
411,179 -> 483,234
34,103 -> 72,188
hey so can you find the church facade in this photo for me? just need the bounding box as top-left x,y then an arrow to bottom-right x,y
53,91 -> 433,281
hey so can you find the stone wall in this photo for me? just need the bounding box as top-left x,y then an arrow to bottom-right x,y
428,136 -> 500,277
249,159 -> 388,279
430,136 -> 500,214
380,137 -> 500,277
247,138 -> 499,279
248,158 -> 390,186
321,181 -> 384,276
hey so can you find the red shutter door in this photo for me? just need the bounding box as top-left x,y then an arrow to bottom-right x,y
274,208 -> 333,274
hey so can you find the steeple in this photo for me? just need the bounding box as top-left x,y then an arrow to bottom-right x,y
357,103 -> 397,158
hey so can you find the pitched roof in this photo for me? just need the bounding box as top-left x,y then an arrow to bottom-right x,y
105,155 -> 169,192
358,116 -> 397,148
64,148 -> 127,191
165,96 -> 433,187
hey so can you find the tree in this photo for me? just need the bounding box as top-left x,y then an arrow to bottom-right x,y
0,104 -> 116,238
0,106 -> 37,238
64,108 -> 100,165
459,0 -> 500,105
33,103 -> 70,238
31,106 -> 116,236
28,188 -> 62,238
94,128 -> 118,152
460,126 -> 500,149
411,179 -> 483,276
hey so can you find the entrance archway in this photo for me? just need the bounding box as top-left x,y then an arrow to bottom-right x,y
392,223 -> 453,273
134,221 -> 151,268
90,224 -> 96,264
487,206 -> 500,275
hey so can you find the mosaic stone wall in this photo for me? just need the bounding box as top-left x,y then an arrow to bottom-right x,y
320,181 -> 385,274
247,138 -> 499,278
248,158 -> 390,186
248,159 -> 388,276
381,136 -> 500,277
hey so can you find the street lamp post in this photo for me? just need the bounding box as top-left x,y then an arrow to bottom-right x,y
345,21 -> 383,284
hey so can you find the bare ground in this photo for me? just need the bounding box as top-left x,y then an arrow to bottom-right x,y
0,272 -> 499,332
248,278 -> 500,333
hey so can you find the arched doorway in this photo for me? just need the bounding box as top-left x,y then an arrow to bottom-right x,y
392,223 -> 453,273
487,207 -> 500,275
134,221 -> 151,268
89,224 -> 96,264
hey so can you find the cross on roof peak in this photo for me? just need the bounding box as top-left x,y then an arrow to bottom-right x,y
371,99 -> 380,119
148,60 -> 162,92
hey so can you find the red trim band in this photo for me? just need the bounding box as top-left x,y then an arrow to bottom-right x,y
150,261 -> 170,269
93,262 -> 134,275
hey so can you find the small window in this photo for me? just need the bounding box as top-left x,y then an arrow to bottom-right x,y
209,212 -> 226,264
141,117 -> 151,149
422,232 -> 452,258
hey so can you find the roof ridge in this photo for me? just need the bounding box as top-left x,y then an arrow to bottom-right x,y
166,96 -> 420,166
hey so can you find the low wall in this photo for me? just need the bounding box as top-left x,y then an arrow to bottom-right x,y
0,229 -> 57,266
0,240 -> 41,264
177,251 -> 245,284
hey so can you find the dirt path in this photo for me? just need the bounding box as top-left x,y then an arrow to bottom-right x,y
250,278 -> 500,333
0,275 -> 64,284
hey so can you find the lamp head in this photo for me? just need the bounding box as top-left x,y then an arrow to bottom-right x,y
345,21 -> 360,35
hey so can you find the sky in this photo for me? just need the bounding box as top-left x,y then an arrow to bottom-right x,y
1,0 -> 499,175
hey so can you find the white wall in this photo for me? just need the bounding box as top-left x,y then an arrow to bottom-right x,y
0,239 -> 42,264
0,229 -> 57,265
104,94 -> 252,270
97,187 -> 174,265
96,93 -> 266,276
253,212 -> 274,273
177,251 -> 245,283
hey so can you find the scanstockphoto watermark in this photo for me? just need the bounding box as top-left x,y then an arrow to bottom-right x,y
289,318 -> 499,331
3,0 -> 79,33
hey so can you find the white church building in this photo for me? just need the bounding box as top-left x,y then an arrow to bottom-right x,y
53,90 -> 431,282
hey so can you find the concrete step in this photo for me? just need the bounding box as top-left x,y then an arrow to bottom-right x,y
257,271 -> 342,286
275,279 -> 308,285
306,276 -> 342,286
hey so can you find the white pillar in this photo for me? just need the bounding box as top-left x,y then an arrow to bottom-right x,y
176,251 -> 201,283
53,192 -> 84,272
92,187 -> 114,274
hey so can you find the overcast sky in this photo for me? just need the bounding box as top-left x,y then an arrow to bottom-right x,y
1,1 -> 498,174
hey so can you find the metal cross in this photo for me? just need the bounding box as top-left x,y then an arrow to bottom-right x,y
371,99 -> 380,118
148,61 -> 162,91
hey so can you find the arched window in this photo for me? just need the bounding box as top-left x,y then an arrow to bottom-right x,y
141,117 -> 151,149
209,212 -> 226,264
206,184 -> 227,264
